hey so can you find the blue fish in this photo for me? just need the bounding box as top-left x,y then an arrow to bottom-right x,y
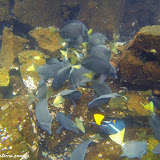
35,98 -> 52,134
36,79 -> 47,100
90,44 -> 111,62
37,59 -> 63,80
88,32 -> 107,47
91,81 -> 112,96
69,66 -> 91,89
59,20 -> 88,48
52,66 -> 71,89
121,141 -> 147,159
56,112 -> 78,134
81,56 -> 117,79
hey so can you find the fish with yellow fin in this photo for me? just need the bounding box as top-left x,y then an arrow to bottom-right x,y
141,101 -> 160,154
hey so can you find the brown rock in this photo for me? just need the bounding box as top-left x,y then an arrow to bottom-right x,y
12,0 -> 63,28
29,27 -> 63,56
0,0 -> 10,22
118,25 -> 160,88
1,27 -> 29,70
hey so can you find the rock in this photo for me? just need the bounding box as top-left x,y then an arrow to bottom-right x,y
0,68 -> 10,86
1,27 -> 29,70
29,26 -> 63,56
18,50 -> 46,91
118,25 -> 160,89
12,0 -> 63,28
0,0 -> 10,22
0,94 -> 38,159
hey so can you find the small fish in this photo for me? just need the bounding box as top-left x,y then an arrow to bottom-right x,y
91,81 -> 112,96
90,44 -> 111,62
121,141 -> 147,159
81,56 -> 117,79
152,143 -> 160,154
60,90 -> 82,101
141,101 -> 160,152
35,98 -> 52,134
88,32 -> 107,47
59,20 -> 88,48
36,79 -> 47,100
37,59 -> 63,80
75,118 -> 85,133
69,66 -> 92,89
70,134 -> 102,160
88,93 -> 121,112
56,112 -> 78,134
52,66 -> 71,89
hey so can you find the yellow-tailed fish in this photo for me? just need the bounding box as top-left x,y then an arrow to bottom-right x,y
26,64 -> 36,71
140,101 -> 154,113
94,114 -> 105,125
109,128 -> 125,145
83,72 -> 94,80
75,118 -> 85,133
54,94 -> 65,106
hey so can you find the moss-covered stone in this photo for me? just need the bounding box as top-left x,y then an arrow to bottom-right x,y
0,68 -> 10,86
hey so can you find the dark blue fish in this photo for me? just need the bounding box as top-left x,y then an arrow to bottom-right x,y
69,66 -> 91,89
149,113 -> 160,142
60,90 -> 82,108
60,90 -> 82,101
36,79 -> 47,100
121,141 -> 147,159
59,20 -> 88,48
88,32 -> 107,47
70,139 -> 92,160
88,93 -> 120,111
35,98 -> 52,134
91,81 -> 112,96
52,66 -> 71,89
90,45 -> 111,62
56,112 -> 78,134
81,56 -> 117,79
152,143 -> 160,154
37,59 -> 63,80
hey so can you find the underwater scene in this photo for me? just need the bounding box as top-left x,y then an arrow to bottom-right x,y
0,0 -> 160,160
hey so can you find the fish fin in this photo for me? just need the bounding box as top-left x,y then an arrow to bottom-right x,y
56,126 -> 63,134
28,91 -> 36,105
97,106 -> 104,112
72,64 -> 81,69
90,134 -> 103,141
88,29 -> 92,35
109,128 -> 125,145
72,100 -> 76,108
140,101 -> 154,113
54,94 -> 65,106
70,55 -> 78,65
75,118 -> 85,133
67,113 -> 72,119
60,50 -> 68,59
94,114 -> 105,125
81,42 -> 87,49
26,64 -> 36,71
83,72 -> 94,80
